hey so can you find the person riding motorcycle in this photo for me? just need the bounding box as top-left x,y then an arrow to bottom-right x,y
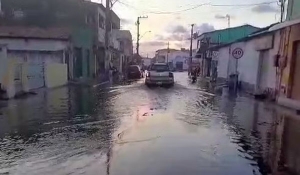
191,68 -> 197,83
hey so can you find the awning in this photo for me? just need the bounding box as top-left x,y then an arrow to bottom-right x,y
268,18 -> 300,32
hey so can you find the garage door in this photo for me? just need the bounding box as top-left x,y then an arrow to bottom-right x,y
27,63 -> 45,90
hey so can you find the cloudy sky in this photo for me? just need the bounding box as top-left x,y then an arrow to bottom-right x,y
93,0 -> 281,57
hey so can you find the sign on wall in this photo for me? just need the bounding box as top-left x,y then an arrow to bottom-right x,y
232,48 -> 244,59
212,51 -> 219,60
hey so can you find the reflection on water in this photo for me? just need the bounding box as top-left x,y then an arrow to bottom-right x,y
0,74 -> 300,175
0,86 -> 120,174
211,88 -> 300,175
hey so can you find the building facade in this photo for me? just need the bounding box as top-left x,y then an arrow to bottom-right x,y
0,27 -> 70,98
154,48 -> 190,71
196,25 -> 260,77
286,0 -> 300,21
215,26 -> 278,96
0,0 -> 121,81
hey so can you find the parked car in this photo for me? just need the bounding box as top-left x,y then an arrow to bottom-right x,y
128,65 -> 143,79
145,63 -> 174,87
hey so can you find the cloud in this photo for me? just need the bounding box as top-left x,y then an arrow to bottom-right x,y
155,34 -> 165,40
166,24 -> 188,34
215,14 -> 227,19
155,33 -> 189,42
167,33 -> 188,41
252,4 -> 280,13
175,15 -> 181,20
195,23 -> 215,35
140,41 -> 166,47
120,18 -> 134,25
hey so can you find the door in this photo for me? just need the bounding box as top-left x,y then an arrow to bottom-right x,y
74,48 -> 83,78
86,50 -> 90,77
27,63 -> 45,90
291,42 -> 300,100
258,51 -> 269,92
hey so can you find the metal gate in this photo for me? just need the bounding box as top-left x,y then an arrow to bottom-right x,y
27,63 -> 45,90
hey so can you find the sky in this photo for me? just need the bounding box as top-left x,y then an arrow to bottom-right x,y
93,0 -> 281,57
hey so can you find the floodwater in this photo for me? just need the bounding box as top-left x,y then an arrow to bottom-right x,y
0,72 -> 299,175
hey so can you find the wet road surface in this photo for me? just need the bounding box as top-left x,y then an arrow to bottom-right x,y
0,72 -> 299,175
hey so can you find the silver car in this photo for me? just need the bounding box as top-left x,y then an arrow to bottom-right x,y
145,63 -> 174,87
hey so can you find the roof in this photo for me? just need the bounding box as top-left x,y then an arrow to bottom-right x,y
250,23 -> 278,36
269,18 -> 300,32
197,24 -> 259,38
156,48 -> 179,53
207,23 -> 276,51
0,27 -> 71,40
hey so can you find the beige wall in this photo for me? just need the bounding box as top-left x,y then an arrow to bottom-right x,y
278,24 -> 300,98
45,63 -> 68,88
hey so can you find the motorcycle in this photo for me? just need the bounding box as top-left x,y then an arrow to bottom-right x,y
191,71 -> 197,83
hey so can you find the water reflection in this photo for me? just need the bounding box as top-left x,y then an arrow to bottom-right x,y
268,113 -> 300,175
0,86 -> 119,174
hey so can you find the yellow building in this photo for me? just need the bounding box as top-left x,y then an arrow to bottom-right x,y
269,19 -> 300,109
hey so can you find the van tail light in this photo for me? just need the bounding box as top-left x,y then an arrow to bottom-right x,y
169,72 -> 173,77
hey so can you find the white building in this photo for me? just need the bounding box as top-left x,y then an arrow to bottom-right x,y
112,30 -> 133,73
0,27 -> 71,98
216,25 -> 278,95
155,48 -> 190,71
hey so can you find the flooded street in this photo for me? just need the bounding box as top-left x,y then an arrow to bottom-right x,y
0,72 -> 299,175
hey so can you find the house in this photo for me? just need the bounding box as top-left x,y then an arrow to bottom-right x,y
154,48 -> 178,63
214,24 -> 278,96
267,18 -> 300,109
111,30 -> 133,73
0,27 -> 71,98
195,24 -> 260,77
154,48 -> 192,71
0,0 -> 121,81
286,0 -> 300,20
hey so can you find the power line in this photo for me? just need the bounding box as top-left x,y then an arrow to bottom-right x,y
211,1 -> 277,7
118,1 -> 209,14
117,1 -> 278,14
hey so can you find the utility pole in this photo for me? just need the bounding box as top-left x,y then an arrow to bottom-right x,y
167,41 -> 170,63
136,16 -> 148,55
226,14 -> 230,28
280,0 -> 286,22
189,24 -> 195,74
105,0 -> 111,70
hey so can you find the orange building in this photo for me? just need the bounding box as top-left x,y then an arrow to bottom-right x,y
269,19 -> 300,109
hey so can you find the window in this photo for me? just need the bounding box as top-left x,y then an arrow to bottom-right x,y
98,14 -> 105,29
150,64 -> 169,71
86,14 -> 95,25
13,9 -> 24,19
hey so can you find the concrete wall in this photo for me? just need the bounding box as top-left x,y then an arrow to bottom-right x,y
275,24 -> 300,101
0,38 -> 69,51
171,51 -> 189,70
72,28 -> 94,78
217,47 -> 230,79
97,6 -> 106,44
0,46 -> 8,87
217,35 -> 277,93
45,63 -> 68,88
235,41 -> 260,86
218,41 -> 259,91
217,41 -> 260,86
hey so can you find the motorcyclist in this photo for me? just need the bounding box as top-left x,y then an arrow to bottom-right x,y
191,68 -> 197,83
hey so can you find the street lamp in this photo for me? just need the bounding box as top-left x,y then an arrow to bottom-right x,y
140,31 -> 151,40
